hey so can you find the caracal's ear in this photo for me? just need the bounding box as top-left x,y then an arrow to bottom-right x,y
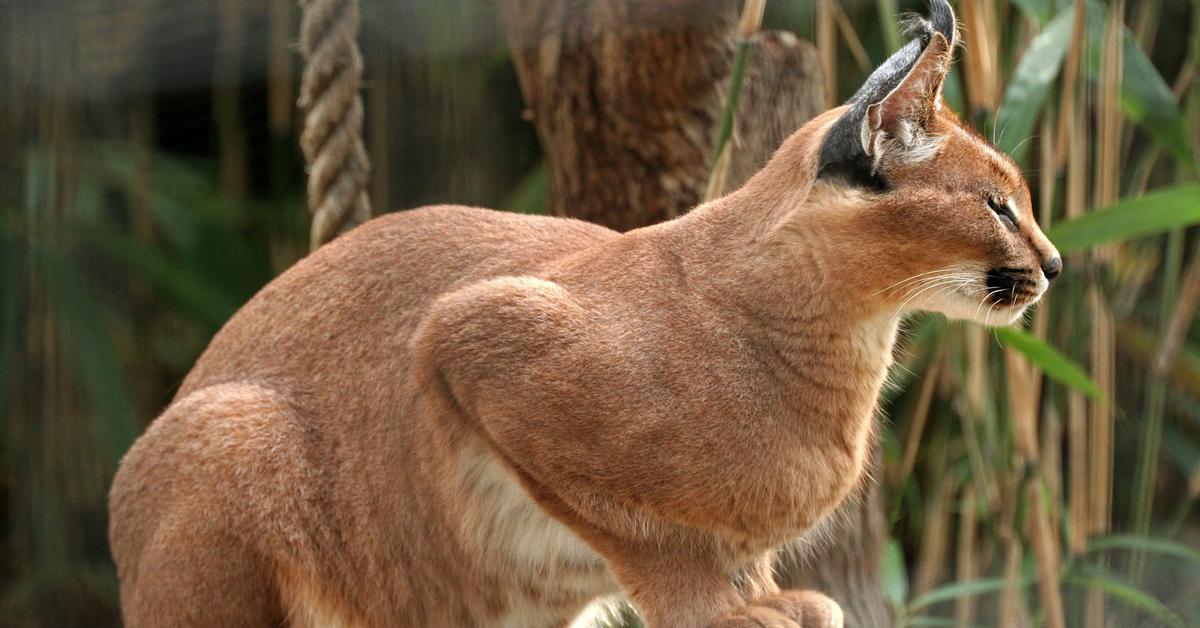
862,32 -> 951,164
817,0 -> 957,190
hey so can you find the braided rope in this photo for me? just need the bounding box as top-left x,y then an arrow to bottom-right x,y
297,0 -> 371,250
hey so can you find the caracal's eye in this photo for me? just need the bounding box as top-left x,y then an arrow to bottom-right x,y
988,197 -> 1018,232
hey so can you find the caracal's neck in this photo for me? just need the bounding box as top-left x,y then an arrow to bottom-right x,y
658,121 -> 900,378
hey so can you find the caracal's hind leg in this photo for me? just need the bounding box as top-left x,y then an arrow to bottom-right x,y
111,383 -> 319,628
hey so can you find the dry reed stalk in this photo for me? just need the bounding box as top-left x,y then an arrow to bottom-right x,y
215,0 -> 248,200
913,474 -> 957,596
736,0 -> 766,38
703,0 -> 764,202
268,0 -> 294,136
1132,0 -> 1161,49
1027,481 -> 1067,628
1055,0 -> 1087,169
704,144 -> 733,202
1085,9 -> 1123,624
962,326 -> 998,506
900,353 -> 943,481
955,485 -> 979,627
959,0 -> 1001,113
1155,255 -> 1200,378
817,0 -> 837,110
1115,320 -> 1200,398
965,327 -> 987,418
999,482 -> 1030,628
1005,347 -> 1040,464
1039,115 -> 1056,226
369,46 -> 391,215
1040,406 -> 1063,521
1094,0 -> 1124,260
1064,43 -> 1090,562
1087,287 -> 1115,627
1068,390 -> 1088,555
831,1 -> 870,73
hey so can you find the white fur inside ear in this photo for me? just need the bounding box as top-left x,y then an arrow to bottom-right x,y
860,113 -> 945,173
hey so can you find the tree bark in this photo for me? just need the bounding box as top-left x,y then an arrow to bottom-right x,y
500,2 -> 890,626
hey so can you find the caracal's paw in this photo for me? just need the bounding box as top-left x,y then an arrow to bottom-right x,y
707,590 -> 843,628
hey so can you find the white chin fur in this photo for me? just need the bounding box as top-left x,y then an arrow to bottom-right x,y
908,266 -> 1043,327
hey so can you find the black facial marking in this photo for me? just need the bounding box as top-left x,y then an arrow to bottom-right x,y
818,158 -> 891,192
986,267 -> 1038,304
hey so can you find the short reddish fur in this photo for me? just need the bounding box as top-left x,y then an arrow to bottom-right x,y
110,25 -> 1057,628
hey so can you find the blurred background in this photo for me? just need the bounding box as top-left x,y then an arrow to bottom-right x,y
2,0 -> 1199,626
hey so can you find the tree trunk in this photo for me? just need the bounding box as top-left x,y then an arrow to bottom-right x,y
500,2 -> 891,626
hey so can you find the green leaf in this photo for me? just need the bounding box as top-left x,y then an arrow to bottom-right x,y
1088,534 -> 1200,566
84,228 -> 241,331
995,327 -> 1102,398
906,577 -> 1012,613
1046,183 -> 1200,253
1011,0 -> 1055,25
1117,26 -> 1195,167
995,9 -> 1074,163
37,247 -> 139,467
1082,2 -> 1195,168
1065,568 -> 1185,628
881,539 -> 909,609
906,618 -> 988,628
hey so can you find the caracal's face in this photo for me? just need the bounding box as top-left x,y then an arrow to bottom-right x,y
815,20 -> 1062,327
866,109 -> 1061,327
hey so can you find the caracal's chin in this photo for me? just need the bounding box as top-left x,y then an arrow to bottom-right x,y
920,283 -> 1043,327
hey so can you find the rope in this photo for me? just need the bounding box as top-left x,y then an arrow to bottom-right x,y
297,0 -> 371,250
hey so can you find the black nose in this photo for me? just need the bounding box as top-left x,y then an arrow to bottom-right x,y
1042,256 -> 1062,280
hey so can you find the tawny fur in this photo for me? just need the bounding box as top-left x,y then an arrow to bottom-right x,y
109,18 -> 1058,628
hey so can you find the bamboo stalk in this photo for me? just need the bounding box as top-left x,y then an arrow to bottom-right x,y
913,474 -> 957,596
1028,481 -> 1066,628
1068,388 -> 1088,556
1040,405 -> 1063,525
1006,347 -> 1040,465
369,44 -> 391,215
874,0 -> 901,53
954,485 -> 979,627
999,479 -> 1031,628
1055,0 -> 1087,170
268,0 -> 294,136
959,0 -> 1001,114
832,1 -> 870,73
816,0 -> 837,110
900,353 -> 943,480
215,0 -> 248,200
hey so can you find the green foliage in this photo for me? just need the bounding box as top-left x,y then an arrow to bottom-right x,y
996,9 -> 1073,162
995,326 -> 1102,398
1047,183 -> 1200,253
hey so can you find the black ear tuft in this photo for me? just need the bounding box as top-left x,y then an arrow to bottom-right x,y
817,0 -> 957,189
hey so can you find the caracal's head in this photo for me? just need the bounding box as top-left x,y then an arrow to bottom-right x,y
813,0 -> 1060,326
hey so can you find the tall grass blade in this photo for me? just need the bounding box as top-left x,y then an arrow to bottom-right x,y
1089,534 -> 1200,565
1065,568 -> 1186,628
1046,183 -> 1200,252
994,327 -> 1102,398
906,577 -> 1016,614
37,247 -> 138,468
995,9 -> 1074,162
1011,0 -> 1056,26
